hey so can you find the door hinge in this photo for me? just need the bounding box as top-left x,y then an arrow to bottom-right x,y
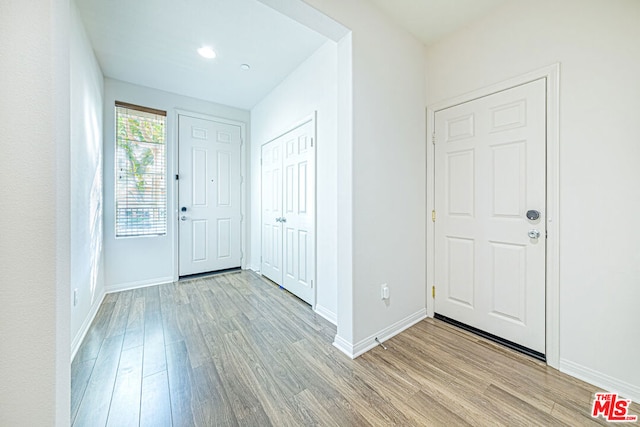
175,174 -> 179,180
311,279 -> 314,288
260,158 -> 263,166
240,175 -> 244,184
432,285 -> 436,298
311,138 -> 314,148
432,133 -> 436,145
432,210 -> 436,222
240,251 -> 244,260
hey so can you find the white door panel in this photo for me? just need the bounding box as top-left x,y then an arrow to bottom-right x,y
261,142 -> 283,283
435,79 -> 546,354
261,119 -> 315,305
178,115 -> 242,276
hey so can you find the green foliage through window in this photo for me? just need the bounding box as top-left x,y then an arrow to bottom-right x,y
115,103 -> 167,237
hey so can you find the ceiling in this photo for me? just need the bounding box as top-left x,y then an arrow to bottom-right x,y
76,0 -> 329,110
366,0 -> 509,46
76,0 -> 508,111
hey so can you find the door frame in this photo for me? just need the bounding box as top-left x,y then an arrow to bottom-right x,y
426,64 -> 560,368
260,112 -> 318,308
172,109 -> 248,281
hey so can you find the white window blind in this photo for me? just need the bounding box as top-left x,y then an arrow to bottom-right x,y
115,102 -> 167,237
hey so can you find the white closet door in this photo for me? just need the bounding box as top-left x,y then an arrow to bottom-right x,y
261,118 -> 315,305
281,122 -> 315,304
261,141 -> 283,284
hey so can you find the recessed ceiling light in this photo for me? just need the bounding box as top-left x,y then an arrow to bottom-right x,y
240,63 -> 251,71
197,46 -> 216,59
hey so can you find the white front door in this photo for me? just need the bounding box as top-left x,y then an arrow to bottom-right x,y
261,119 -> 315,305
178,115 -> 242,276
434,79 -> 546,354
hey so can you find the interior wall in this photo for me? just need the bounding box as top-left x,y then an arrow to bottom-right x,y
303,0 -> 428,355
103,79 -> 250,290
425,0 -> 640,400
70,0 -> 105,356
0,0 -> 71,424
250,40 -> 339,323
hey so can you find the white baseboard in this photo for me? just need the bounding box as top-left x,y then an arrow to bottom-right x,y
71,290 -> 106,362
105,276 -> 174,293
314,304 -> 337,325
333,308 -> 427,359
333,334 -> 354,358
560,358 -> 640,403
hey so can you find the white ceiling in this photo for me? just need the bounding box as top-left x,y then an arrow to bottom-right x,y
366,0 -> 509,46
76,0 -> 329,110
76,0 -> 509,110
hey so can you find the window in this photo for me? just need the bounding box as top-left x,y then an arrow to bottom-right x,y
115,102 -> 167,237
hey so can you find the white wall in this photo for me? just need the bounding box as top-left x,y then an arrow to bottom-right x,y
70,0 -> 105,357
0,0 -> 71,424
250,41 -> 339,323
425,0 -> 640,401
103,79 -> 250,290
302,0 -> 428,355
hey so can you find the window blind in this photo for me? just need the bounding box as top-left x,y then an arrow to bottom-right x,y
115,102 -> 167,237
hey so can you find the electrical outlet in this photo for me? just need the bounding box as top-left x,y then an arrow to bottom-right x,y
381,284 -> 389,300
73,289 -> 78,307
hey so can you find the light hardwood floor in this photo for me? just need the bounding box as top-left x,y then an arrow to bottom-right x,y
71,271 -> 639,426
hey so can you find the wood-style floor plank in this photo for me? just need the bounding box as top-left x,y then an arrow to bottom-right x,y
72,271 -> 640,426
106,345 -> 143,427
70,358 -> 94,425
140,370 -> 172,427
142,285 -> 166,377
166,340 -> 195,427
122,290 -> 145,351
191,361 -> 239,426
73,334 -> 123,427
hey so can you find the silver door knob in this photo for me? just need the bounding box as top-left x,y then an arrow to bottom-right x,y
528,229 -> 541,239
181,216 -> 187,221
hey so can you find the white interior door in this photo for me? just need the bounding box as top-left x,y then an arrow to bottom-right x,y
434,79 -> 546,354
261,119 -> 315,305
260,140 -> 283,283
178,115 -> 242,276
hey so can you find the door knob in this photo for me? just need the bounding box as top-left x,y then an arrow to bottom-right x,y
181,216 -> 187,221
280,217 -> 287,223
528,229 -> 541,239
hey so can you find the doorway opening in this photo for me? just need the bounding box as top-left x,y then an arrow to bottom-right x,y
176,112 -> 247,279
426,64 -> 560,368
260,114 -> 317,306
